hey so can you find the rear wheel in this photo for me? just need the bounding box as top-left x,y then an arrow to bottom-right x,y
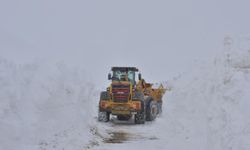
134,100 -> 145,124
135,112 -> 145,124
98,91 -> 110,122
98,111 -> 110,122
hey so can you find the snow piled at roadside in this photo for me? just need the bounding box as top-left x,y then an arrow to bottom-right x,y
0,59 -> 98,150
158,38 -> 250,150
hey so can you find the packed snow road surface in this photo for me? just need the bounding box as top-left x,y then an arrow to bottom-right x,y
86,116 -> 165,150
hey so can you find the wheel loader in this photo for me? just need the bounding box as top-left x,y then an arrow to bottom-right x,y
98,67 -> 166,124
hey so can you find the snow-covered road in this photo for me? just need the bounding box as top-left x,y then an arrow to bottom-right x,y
86,117 -> 164,150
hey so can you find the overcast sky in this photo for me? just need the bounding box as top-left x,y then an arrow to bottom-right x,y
1,0 -> 250,88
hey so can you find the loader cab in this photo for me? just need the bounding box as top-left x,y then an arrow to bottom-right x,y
109,67 -> 139,85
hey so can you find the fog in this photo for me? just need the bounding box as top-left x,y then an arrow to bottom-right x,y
1,0 -> 250,88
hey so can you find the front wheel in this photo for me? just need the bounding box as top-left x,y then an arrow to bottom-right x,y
98,111 -> 110,122
134,100 -> 145,124
146,100 -> 158,121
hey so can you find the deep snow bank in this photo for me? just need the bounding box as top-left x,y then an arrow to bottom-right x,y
159,38 -> 250,150
0,59 -> 98,150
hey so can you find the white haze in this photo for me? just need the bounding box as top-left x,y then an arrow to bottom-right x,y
1,0 -> 250,88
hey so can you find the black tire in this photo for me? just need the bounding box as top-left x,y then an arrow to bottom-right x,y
134,100 -> 145,124
146,98 -> 158,121
157,100 -> 163,114
98,91 -> 110,122
98,111 -> 110,122
135,113 -> 145,124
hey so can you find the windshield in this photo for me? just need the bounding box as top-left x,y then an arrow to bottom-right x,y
113,70 -> 135,84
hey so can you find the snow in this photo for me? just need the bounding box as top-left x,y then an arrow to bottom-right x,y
89,38 -> 250,150
0,60 -> 98,150
1,38 -> 250,150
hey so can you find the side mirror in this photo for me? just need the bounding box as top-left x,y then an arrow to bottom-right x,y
138,73 -> 142,80
108,73 -> 112,80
